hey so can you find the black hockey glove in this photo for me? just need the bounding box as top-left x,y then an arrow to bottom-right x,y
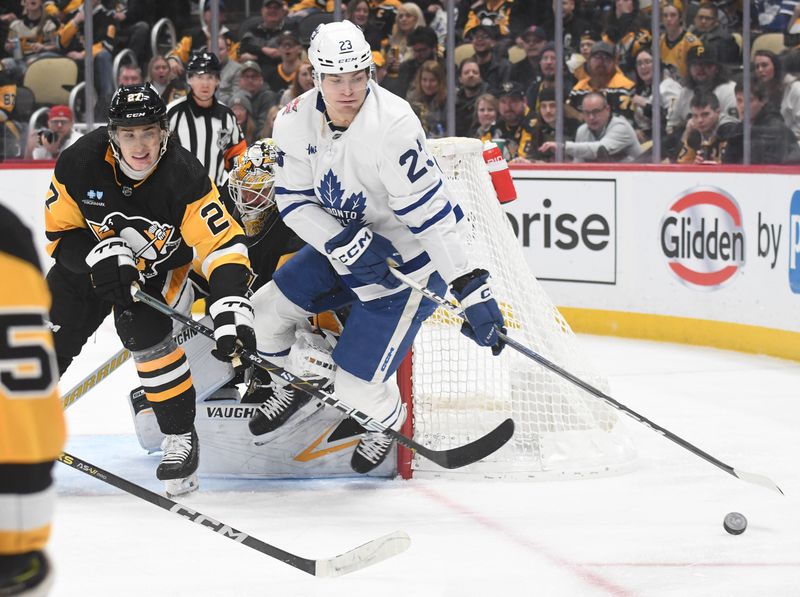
451,269 -> 506,356
209,295 -> 257,362
85,237 -> 141,308
324,221 -> 404,289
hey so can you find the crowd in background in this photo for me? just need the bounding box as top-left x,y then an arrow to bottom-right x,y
0,0 -> 799,164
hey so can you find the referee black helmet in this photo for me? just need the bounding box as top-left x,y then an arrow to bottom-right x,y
187,51 -> 222,76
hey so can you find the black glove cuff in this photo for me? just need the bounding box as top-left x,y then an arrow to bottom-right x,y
450,268 -> 489,295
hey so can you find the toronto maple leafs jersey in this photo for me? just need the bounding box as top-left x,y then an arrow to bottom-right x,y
272,81 -> 471,302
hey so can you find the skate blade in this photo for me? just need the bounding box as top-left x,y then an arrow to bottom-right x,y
165,473 -> 199,497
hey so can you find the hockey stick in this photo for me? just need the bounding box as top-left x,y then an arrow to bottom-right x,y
132,288 -> 515,470
388,267 -> 784,496
57,451 -> 409,577
61,347 -> 131,410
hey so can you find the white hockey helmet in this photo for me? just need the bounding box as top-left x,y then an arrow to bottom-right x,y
308,20 -> 373,77
228,138 -> 279,239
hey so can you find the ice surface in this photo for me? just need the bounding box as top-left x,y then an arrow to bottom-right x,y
52,321 -> 800,596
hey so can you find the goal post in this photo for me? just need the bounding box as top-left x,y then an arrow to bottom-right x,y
397,137 -> 637,479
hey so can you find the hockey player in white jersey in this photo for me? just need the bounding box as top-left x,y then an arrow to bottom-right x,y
249,20 -> 506,474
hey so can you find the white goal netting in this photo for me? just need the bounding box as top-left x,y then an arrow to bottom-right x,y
407,138 -> 636,478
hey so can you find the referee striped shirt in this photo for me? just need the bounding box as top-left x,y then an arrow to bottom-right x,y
167,94 -> 247,187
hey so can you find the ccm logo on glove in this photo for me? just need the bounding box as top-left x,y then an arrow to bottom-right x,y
329,227 -> 372,265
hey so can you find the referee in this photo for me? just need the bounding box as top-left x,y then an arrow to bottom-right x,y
167,51 -> 247,187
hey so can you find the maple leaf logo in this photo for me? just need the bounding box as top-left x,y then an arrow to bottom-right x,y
317,170 -> 367,226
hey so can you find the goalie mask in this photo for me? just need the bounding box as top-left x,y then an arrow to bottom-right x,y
308,20 -> 374,92
228,138 -> 279,239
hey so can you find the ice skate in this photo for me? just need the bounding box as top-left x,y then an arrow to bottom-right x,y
157,427 -> 199,496
0,551 -> 53,597
248,382 -> 311,436
351,405 -> 406,474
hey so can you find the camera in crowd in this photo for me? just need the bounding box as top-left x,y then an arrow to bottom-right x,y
37,128 -> 55,144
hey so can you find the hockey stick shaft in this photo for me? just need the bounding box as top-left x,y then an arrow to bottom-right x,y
57,451 -> 409,577
132,288 -> 514,470
61,347 -> 131,410
388,267 -> 784,495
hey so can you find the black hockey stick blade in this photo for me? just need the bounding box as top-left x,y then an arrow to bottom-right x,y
132,288 -> 515,470
386,418 -> 515,469
57,452 -> 410,577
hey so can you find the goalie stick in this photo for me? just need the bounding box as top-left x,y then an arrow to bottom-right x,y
132,287 -> 515,470
57,451 -> 410,577
388,266 -> 784,496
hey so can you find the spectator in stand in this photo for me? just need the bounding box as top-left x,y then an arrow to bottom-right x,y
258,104 -> 280,138
263,31 -> 303,97
167,0 -> 238,79
231,94 -> 257,144
147,54 -> 173,97
495,81 -> 536,159
631,47 -> 683,143
725,81 -> 800,163
690,2 -> 740,66
239,0 -> 297,74
233,60 -> 278,131
667,44 -> 737,138
543,0 -> 594,53
603,0 -> 652,76
381,25 -> 438,99
526,42 -> 577,117
510,25 -> 548,91
407,59 -> 447,138
117,63 -> 143,86
541,91 -> 643,162
57,0 -> 115,117
468,24 -> 511,96
676,90 -> 737,163
660,0 -> 702,80
217,34 -> 242,106
782,49 -> 800,145
573,28 -> 601,81
463,0 -> 514,39
472,92 -> 505,145
455,57 -> 487,136
25,104 -> 82,160
752,50 -> 784,109
3,0 -> 59,81
279,60 -> 313,106
519,86 -> 577,162
110,0 -> 152,69
569,41 -> 636,123
384,2 -> 424,66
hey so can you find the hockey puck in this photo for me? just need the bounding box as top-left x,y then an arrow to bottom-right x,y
723,512 -> 747,535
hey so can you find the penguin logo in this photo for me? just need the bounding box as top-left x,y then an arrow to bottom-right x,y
88,212 -> 180,278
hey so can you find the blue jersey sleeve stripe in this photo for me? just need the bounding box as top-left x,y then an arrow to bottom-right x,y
454,204 -> 464,222
279,200 -> 317,219
393,180 -> 443,216
408,202 -> 453,234
275,186 -> 317,197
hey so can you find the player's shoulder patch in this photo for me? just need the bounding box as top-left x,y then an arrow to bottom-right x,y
0,204 -> 40,270
281,95 -> 303,115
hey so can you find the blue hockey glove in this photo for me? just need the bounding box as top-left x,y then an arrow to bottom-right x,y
209,295 -> 257,362
451,269 -> 506,356
324,221 -> 404,289
85,237 -> 141,308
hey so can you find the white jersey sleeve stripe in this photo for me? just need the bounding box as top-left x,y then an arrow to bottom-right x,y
393,180 -> 443,216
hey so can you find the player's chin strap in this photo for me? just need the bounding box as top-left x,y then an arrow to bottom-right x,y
386,263 -> 784,496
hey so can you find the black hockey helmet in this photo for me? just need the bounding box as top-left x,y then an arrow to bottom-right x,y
108,83 -> 167,128
187,50 -> 221,76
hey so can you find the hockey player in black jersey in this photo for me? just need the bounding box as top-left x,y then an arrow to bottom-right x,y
44,83 -> 254,496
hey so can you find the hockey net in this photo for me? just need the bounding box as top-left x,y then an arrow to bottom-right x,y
399,138 -> 636,479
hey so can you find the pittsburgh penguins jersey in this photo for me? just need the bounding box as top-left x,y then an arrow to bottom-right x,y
273,83 -> 471,302
568,71 -> 636,123
0,204 -> 65,556
167,94 -> 247,187
44,128 -> 251,301
660,30 -> 703,79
